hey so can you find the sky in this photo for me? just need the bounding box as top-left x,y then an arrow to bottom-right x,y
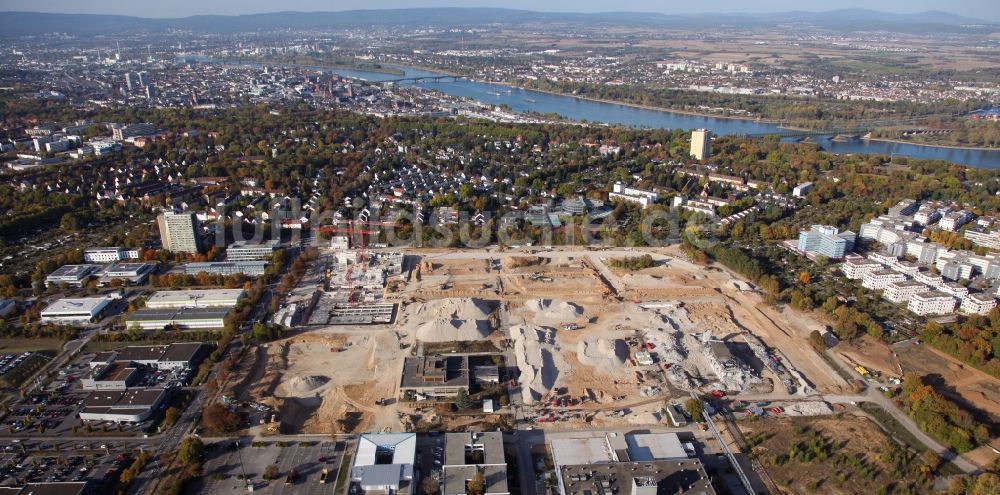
2,0 -> 999,22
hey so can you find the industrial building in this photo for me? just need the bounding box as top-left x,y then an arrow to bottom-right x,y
97,262 -> 157,285
126,307 -> 229,330
92,342 -> 206,371
80,363 -> 139,391
145,289 -> 244,309
442,432 -> 509,495
79,388 -> 167,424
550,432 -> 714,495
399,355 -> 470,400
40,296 -> 116,324
350,433 -> 416,495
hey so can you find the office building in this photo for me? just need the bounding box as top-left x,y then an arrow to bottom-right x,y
690,129 -> 711,160
44,264 -> 100,288
157,212 -> 202,254
110,123 -> 157,141
125,72 -> 136,92
797,225 -> 856,259
443,432 -> 509,495
182,261 -> 267,276
137,71 -> 148,86
226,239 -> 280,261
145,289 -> 244,309
97,262 -> 157,285
350,433 -> 416,495
908,291 -> 956,316
84,247 -> 140,263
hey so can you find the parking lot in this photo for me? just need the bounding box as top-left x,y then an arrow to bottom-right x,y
0,440 -> 138,489
198,438 -> 348,495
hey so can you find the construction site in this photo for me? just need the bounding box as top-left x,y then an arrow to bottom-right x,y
226,244 -> 851,435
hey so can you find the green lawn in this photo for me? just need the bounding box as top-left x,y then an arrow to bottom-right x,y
0,338 -> 64,354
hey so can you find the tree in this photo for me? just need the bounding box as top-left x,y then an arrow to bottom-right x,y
177,436 -> 204,465
421,476 -> 441,495
454,389 -> 474,410
163,407 -> 181,428
201,403 -> 240,434
263,464 -> 280,480
466,470 -> 486,495
808,330 -> 827,352
685,398 -> 705,422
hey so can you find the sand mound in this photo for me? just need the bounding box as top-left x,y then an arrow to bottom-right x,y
509,324 -> 569,404
410,298 -> 495,342
577,338 -> 627,368
527,299 -> 583,324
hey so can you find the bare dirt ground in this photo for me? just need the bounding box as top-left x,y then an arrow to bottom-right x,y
243,329 -> 406,434
895,343 -> 1000,422
835,335 -> 903,378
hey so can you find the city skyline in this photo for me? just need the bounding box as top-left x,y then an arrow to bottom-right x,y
2,0 -> 999,22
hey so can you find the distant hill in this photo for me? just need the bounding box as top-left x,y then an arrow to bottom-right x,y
0,8 -> 994,38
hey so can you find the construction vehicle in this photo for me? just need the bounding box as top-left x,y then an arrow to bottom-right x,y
319,468 -> 329,484
560,323 -> 578,331
855,366 -> 870,376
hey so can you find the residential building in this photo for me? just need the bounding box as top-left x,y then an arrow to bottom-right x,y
889,259 -> 921,277
609,182 -> 659,209
226,239 -> 280,261
914,271 -> 945,289
182,261 -> 268,276
961,293 -> 997,315
157,212 -> 202,254
797,225 -> 856,259
84,247 -> 140,263
40,296 -> 116,324
862,270 -> 906,290
939,282 -> 969,299
905,240 -> 939,265
442,432 -> 509,495
672,196 -> 717,218
792,182 -> 813,198
690,129 -> 711,160
841,258 -> 882,280
940,210 -> 974,232
908,291 -> 956,316
964,227 -> 1000,250
145,289 -> 244,309
888,199 -> 919,217
44,264 -> 100,288
914,204 -> 942,226
882,281 -> 929,304
350,433 -> 416,495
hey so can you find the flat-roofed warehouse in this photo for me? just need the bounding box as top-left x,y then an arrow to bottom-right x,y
182,261 -> 267,276
40,296 -> 116,324
399,355 -> 470,400
79,388 -> 168,423
126,307 -> 229,330
0,482 -> 89,495
94,342 -> 206,370
551,432 -> 714,495
145,289 -> 244,309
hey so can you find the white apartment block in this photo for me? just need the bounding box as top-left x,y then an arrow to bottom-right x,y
960,293 -> 997,315
863,270 -> 907,290
84,247 -> 140,263
913,205 -> 941,226
939,282 -> 969,299
964,228 -> 1000,250
905,240 -> 939,265
914,271 -> 945,289
609,182 -> 659,209
940,210 -> 974,232
889,260 -> 921,277
883,280 -> 929,304
867,252 -> 898,266
841,258 -> 882,280
908,291 -> 956,316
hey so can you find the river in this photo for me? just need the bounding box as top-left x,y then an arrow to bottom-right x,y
184,58 -> 1000,168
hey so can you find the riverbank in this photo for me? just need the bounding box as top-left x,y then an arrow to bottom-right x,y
865,137 -> 1000,152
